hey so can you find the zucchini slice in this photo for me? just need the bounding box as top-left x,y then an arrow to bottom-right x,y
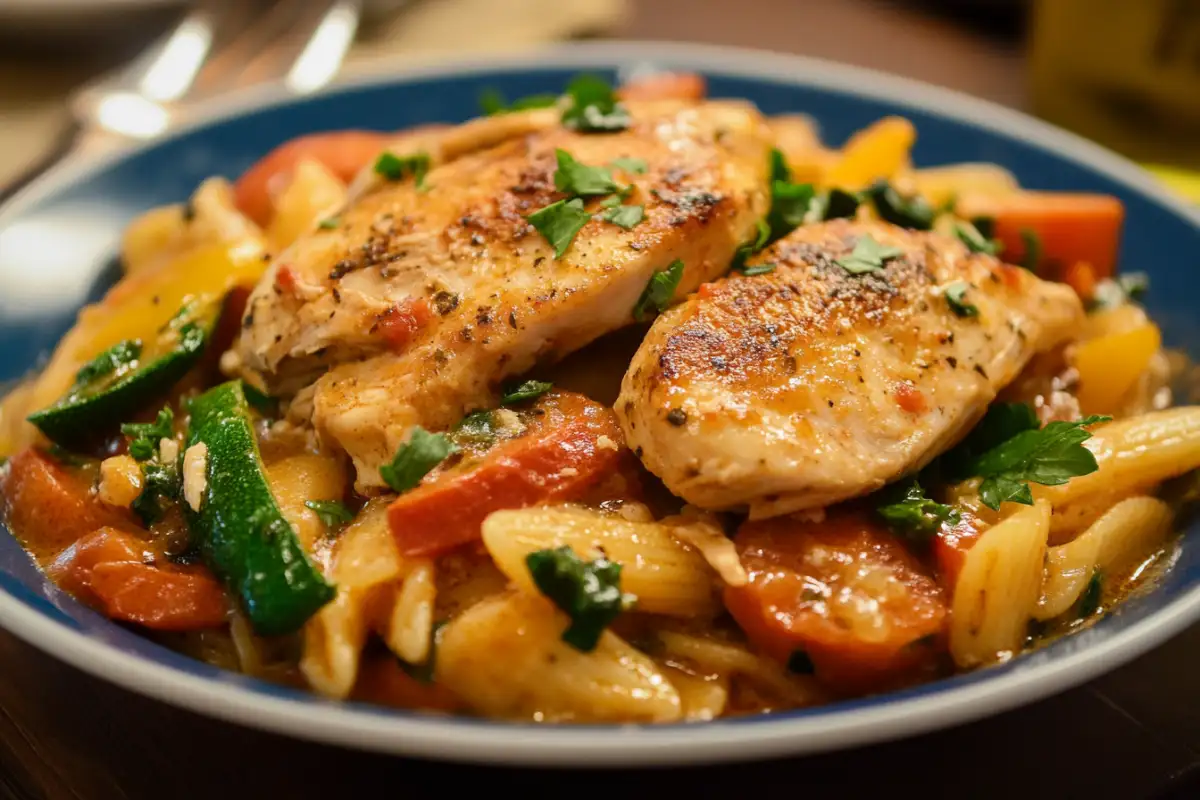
184,381 -> 334,635
28,301 -> 215,447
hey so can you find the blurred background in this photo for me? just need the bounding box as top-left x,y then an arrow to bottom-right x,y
0,0 -> 1197,203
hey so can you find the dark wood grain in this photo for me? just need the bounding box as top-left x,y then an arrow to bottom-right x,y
1,2 -> 1196,798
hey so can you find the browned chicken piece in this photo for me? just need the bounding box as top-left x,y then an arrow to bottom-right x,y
235,100 -> 773,490
618,219 -> 1086,518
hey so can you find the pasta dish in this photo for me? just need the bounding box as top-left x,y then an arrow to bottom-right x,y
1,72 -> 1195,722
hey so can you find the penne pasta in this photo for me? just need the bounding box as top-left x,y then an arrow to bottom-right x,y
665,510 -> 747,587
435,591 -> 682,723
383,559 -> 436,665
481,505 -> 719,618
265,453 -> 348,552
1039,407 -> 1200,508
659,663 -> 730,721
950,500 -> 1050,668
1037,497 -> 1173,620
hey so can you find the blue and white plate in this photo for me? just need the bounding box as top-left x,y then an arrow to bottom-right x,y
1,42 -> 1198,767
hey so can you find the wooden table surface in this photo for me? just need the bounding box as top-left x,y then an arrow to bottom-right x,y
2,2 -> 1198,798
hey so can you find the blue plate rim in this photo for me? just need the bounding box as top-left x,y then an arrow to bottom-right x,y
1,40 -> 1198,766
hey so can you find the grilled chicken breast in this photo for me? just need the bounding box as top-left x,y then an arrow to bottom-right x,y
618,219 -> 1085,518
236,100 -> 773,489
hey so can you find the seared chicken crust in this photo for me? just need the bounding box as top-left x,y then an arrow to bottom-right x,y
618,219 -> 1085,518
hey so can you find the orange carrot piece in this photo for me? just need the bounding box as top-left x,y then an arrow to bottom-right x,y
0,449 -> 135,560
931,511 -> 986,592
388,391 -> 626,558
48,528 -> 228,631
617,72 -> 707,102
233,130 -> 391,226
1062,260 -> 1098,302
724,512 -> 948,694
353,657 -> 464,713
989,192 -> 1124,280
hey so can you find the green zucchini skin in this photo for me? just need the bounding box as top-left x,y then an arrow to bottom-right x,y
184,381 -> 335,636
28,324 -> 208,447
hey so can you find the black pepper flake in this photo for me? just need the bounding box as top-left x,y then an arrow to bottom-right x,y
331,288 -> 342,303
433,291 -> 460,315
634,446 -> 644,458
180,199 -> 196,222
476,307 -> 493,326
666,409 -> 688,426
827,400 -> 834,408
947,356 -> 958,369
242,309 -> 256,329
508,310 -> 518,329
329,259 -> 358,280
974,364 -> 988,378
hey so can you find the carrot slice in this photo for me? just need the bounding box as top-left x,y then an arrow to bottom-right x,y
617,72 -> 707,102
987,192 -> 1124,280
233,130 -> 390,226
0,448 -> 135,560
353,657 -> 464,713
724,511 -> 948,694
48,527 -> 228,631
388,391 -> 626,558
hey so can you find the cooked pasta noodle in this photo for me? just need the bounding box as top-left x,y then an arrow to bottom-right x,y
663,510 -> 747,587
950,500 -> 1051,668
481,505 -> 719,617
659,663 -> 730,721
655,631 -> 828,707
383,559 -> 436,665
1037,497 -> 1173,619
435,591 -> 682,723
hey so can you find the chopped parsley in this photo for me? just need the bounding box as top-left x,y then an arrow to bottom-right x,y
132,461 -> 180,525
561,74 -> 630,133
45,444 -> 87,467
953,221 -> 1001,256
1019,228 -> 1042,272
939,402 -> 1040,481
835,234 -> 904,274
732,217 -> 771,271
768,148 -> 791,183
121,405 -> 174,462
944,281 -> 979,318
864,180 -> 934,230
378,427 -> 457,493
876,481 -> 960,540
609,156 -> 647,174
632,259 -> 684,321
453,410 -> 498,446
374,151 -> 431,189
525,546 -> 635,652
527,198 -> 591,259
822,188 -> 862,220
766,180 -> 817,242
964,413 -> 1111,510
305,499 -> 354,529
1077,569 -> 1104,618
601,203 -> 645,229
553,149 -> 620,196
501,379 -> 553,405
479,88 -> 559,115
741,263 -> 777,277
317,216 -> 340,230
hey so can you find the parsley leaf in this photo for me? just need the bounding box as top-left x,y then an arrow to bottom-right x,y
1077,569 -> 1104,618
944,281 -> 979,318
938,402 -> 1040,481
527,198 -> 591,258
378,427 -> 457,493
317,216 -> 340,230
561,74 -> 630,133
864,180 -> 934,230
45,444 -> 87,468
501,379 -> 553,405
453,410 -> 497,446
480,88 -> 558,115
609,157 -> 647,174
835,234 -> 904,274
822,188 -> 862,220
601,203 -> 645,229
766,180 -> 817,242
121,406 -> 174,462
553,149 -> 620,196
953,221 -> 1001,256
525,546 -> 635,652
768,148 -> 792,183
305,499 -> 354,529
633,259 -> 684,321
971,415 -> 1112,511
971,215 -> 996,239
732,217 -> 771,270
876,481 -> 960,540
374,151 -> 431,188
1019,228 -> 1042,272
132,461 -> 181,525
741,263 -> 776,277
